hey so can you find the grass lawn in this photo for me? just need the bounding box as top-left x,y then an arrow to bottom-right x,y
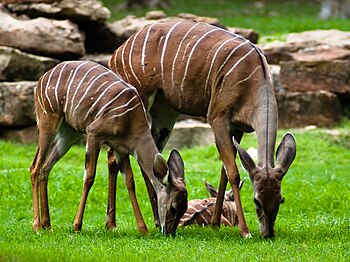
0,122 -> 349,261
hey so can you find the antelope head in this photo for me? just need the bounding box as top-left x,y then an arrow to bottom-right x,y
233,133 -> 296,238
153,149 -> 188,236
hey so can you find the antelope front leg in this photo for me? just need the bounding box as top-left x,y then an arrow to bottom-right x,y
73,136 -> 100,232
121,156 -> 148,234
106,148 -> 118,230
210,119 -> 250,238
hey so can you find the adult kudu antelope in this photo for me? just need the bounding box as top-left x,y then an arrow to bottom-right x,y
109,20 -> 297,238
30,61 -> 187,234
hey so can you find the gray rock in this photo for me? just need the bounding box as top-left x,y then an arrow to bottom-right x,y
276,90 -> 343,128
0,81 -> 37,126
165,120 -> 215,150
0,46 -> 59,81
0,9 -> 85,59
4,0 -> 110,24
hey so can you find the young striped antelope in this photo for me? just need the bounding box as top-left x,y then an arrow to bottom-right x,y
180,179 -> 245,227
109,20 -> 297,238
30,61 -> 187,234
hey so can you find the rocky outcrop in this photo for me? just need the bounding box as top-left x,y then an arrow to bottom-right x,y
263,29 -> 350,128
0,9 -> 85,59
4,0 -> 111,24
276,91 -> 343,128
0,81 -> 37,126
165,120 -> 215,150
0,46 -> 59,81
280,60 -> 350,94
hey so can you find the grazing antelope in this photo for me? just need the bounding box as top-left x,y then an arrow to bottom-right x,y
30,61 -> 187,235
109,20 -> 297,238
180,179 -> 245,227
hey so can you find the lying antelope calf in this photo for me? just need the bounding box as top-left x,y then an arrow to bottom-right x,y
180,179 -> 245,227
30,61 -> 187,234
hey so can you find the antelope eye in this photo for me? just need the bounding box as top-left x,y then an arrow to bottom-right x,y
170,205 -> 177,215
254,198 -> 261,208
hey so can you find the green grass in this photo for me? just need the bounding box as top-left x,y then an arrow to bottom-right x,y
1,122 -> 350,261
101,0 -> 350,42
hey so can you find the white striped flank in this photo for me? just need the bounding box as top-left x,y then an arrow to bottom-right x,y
83,81 -> 121,121
73,71 -> 110,115
108,95 -> 139,114
69,64 -> 100,113
121,36 -> 133,83
37,73 -> 48,114
204,38 -> 237,93
180,28 -> 220,92
94,88 -> 130,120
214,40 -> 249,81
45,64 -> 60,112
220,47 -> 255,91
160,21 -> 183,88
108,102 -> 140,120
141,23 -> 156,75
54,62 -> 71,109
128,29 -> 143,88
171,22 -> 200,89
232,65 -> 262,89
64,61 -> 90,113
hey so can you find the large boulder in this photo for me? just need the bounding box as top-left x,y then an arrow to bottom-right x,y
165,120 -> 215,149
0,8 -> 85,59
0,81 -> 37,126
261,29 -> 350,64
276,90 -> 343,128
3,0 -> 110,24
0,46 -> 59,81
280,60 -> 350,94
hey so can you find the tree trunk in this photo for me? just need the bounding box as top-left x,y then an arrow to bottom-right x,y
319,0 -> 350,19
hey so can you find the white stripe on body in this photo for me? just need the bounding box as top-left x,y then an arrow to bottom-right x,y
94,88 -> 130,119
141,24 -> 156,75
45,64 -> 60,112
69,64 -> 100,113
220,48 -> 255,92
83,81 -> 122,121
171,22 -> 200,90
214,41 -> 249,81
73,71 -> 110,115
180,28 -> 220,93
108,103 -> 140,120
121,36 -> 133,83
128,29 -> 144,88
160,21 -> 183,88
204,38 -> 238,94
54,62 -> 70,109
64,61 -> 90,113
231,66 -> 261,89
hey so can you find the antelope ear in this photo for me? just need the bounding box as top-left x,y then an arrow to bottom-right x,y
233,138 -> 257,180
167,148 -> 185,183
153,153 -> 169,186
276,133 -> 296,179
239,177 -> 246,190
204,180 -> 218,197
